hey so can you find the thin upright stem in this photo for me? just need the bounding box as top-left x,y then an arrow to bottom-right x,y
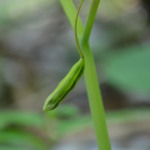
81,0 -> 111,149
82,0 -> 101,44
81,42 -> 111,150
60,0 -> 84,39
74,0 -> 84,58
60,0 -> 111,149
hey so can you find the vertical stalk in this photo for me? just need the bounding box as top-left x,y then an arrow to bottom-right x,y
82,0 -> 101,43
81,42 -> 111,150
60,0 -> 84,38
81,0 -> 111,149
60,0 -> 111,149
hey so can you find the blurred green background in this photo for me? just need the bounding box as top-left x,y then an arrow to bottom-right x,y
0,0 -> 150,150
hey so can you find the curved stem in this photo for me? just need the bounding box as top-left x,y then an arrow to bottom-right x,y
75,0 -> 84,58
60,0 -> 111,149
60,0 -> 84,39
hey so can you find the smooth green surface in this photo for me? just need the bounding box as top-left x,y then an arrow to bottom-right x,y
82,0 -> 111,149
60,0 -> 111,150
82,43 -> 111,150
82,0 -> 101,43
74,0 -> 85,58
43,0 -> 86,112
60,0 -> 84,39
43,58 -> 84,111
103,45 -> 150,94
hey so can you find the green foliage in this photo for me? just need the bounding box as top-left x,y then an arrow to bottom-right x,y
106,108 -> 150,124
0,106 -> 92,149
58,0 -> 111,150
43,0 -> 85,111
0,128 -> 45,149
44,104 -> 91,138
103,45 -> 150,94
1,105 -> 149,150
0,146 -> 32,150
0,111 -> 49,150
0,111 -> 42,129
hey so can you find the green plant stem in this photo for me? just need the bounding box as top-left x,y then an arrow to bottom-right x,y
60,0 -> 111,149
81,0 -> 111,150
81,43 -> 111,150
60,0 -> 84,39
82,0 -> 101,43
74,0 -> 84,58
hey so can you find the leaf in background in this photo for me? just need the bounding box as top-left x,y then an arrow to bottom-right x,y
0,111 -> 43,129
0,111 -> 50,150
0,146 -> 33,150
103,45 -> 150,95
43,104 -> 92,139
106,108 -> 150,124
0,128 -> 48,150
52,104 -> 80,119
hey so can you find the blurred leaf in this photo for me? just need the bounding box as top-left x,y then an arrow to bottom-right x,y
56,104 -> 80,118
46,104 -> 80,119
0,146 -> 33,150
44,104 -> 92,139
57,115 -> 92,136
58,108 -> 150,135
0,111 -> 43,129
103,45 -> 150,94
106,108 -> 150,124
0,128 -> 47,150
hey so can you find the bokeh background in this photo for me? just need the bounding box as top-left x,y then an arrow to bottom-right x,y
0,0 -> 150,150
